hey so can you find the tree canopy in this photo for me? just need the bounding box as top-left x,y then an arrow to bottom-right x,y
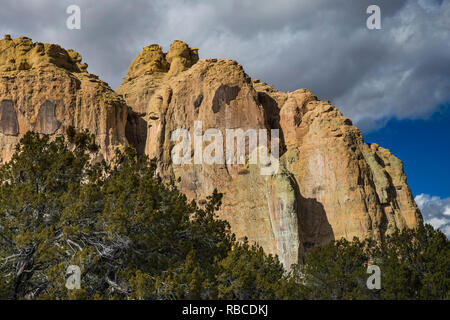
0,130 -> 287,300
0,130 -> 448,300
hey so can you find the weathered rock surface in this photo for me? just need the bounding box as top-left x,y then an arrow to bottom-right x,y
0,36 -> 422,268
143,59 -> 296,263
0,35 -> 128,163
116,41 -> 198,155
121,42 -> 423,268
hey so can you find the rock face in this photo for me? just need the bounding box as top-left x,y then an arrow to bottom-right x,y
121,42 -> 423,268
117,41 -> 198,155
0,36 -> 422,268
0,35 -> 128,163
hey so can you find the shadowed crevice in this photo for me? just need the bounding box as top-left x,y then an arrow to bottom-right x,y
34,100 -> 61,135
125,108 -> 147,156
212,85 -> 240,113
0,99 -> 19,136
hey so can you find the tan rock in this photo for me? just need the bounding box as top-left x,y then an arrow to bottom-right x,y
0,36 -> 128,163
143,59 -> 300,266
124,42 -> 423,268
166,40 -> 199,77
0,36 -> 422,269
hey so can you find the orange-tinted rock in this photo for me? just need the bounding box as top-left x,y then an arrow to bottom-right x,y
143,59 -> 300,265
275,88 -> 422,246
0,36 -> 423,269
0,36 -> 128,163
116,41 -> 198,155
125,43 -> 423,268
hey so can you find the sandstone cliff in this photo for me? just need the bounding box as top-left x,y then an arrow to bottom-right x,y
116,41 -> 198,155
0,35 -> 127,163
0,36 -> 423,268
121,41 -> 423,268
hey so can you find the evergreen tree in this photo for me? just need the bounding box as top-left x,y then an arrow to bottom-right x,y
0,129 -> 448,300
292,226 -> 450,300
216,240 -> 288,300
379,224 -> 450,300
0,129 -> 285,300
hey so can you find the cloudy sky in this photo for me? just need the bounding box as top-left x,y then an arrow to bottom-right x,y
1,0 -> 449,236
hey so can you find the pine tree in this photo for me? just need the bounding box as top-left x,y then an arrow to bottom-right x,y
1,129 -> 448,300
0,129 -> 287,300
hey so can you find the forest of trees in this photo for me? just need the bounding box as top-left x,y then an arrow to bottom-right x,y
0,130 -> 448,300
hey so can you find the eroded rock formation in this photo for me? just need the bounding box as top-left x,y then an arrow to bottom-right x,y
116,40 -> 199,155
0,36 -> 423,268
0,35 -> 127,163
121,42 -> 423,267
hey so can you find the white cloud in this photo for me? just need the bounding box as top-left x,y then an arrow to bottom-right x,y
415,193 -> 450,238
415,193 -> 441,208
444,206 -> 450,216
428,217 -> 448,229
442,225 -> 450,238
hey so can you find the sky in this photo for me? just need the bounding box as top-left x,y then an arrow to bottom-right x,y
1,0 -> 449,236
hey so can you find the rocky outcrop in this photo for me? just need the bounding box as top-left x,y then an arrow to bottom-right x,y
143,59 -> 296,262
116,41 -> 198,154
274,87 -> 422,251
0,35 -> 128,163
121,43 -> 423,268
0,36 -> 422,269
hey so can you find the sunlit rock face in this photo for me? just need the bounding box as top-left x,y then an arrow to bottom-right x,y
0,35 -> 128,163
120,42 -> 422,268
0,35 -> 422,268
116,40 -> 199,155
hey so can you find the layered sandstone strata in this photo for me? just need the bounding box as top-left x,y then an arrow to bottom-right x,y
0,35 -> 127,163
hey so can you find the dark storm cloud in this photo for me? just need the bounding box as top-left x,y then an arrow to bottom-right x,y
0,0 -> 449,131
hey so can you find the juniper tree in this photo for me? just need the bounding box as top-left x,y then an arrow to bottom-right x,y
0,129 -> 288,300
1,129 -> 447,300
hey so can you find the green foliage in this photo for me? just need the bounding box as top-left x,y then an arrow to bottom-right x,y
289,225 -> 450,300
297,238 -> 376,300
0,130 -> 287,300
0,129 -> 448,300
216,241 -> 288,300
378,224 -> 450,299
